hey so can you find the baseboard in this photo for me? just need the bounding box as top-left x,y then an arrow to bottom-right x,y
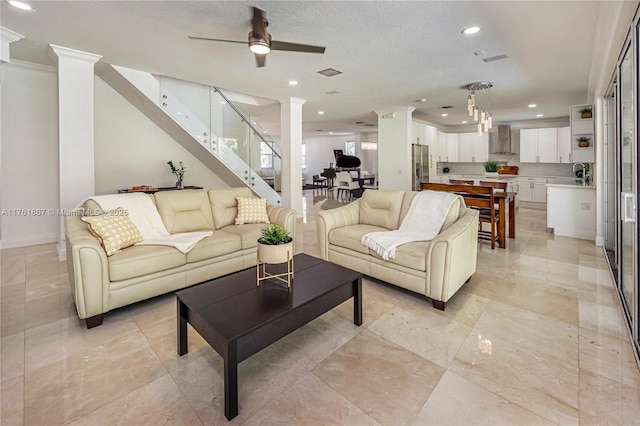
0,233 -> 59,249
551,227 -> 596,241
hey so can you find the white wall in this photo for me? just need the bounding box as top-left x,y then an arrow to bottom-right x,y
303,133 -> 378,183
94,77 -> 228,194
0,62 -> 59,248
0,61 -> 231,248
302,135 -> 350,182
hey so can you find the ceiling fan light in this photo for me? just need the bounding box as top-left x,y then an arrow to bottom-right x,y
250,42 -> 270,54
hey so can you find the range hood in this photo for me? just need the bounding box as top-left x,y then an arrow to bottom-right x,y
489,125 -> 515,154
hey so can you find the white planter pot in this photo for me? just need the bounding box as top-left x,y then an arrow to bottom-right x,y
257,241 -> 293,264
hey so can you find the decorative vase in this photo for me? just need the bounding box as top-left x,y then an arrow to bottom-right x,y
581,112 -> 592,119
257,241 -> 293,264
176,180 -> 184,190
578,140 -> 590,148
256,240 -> 294,289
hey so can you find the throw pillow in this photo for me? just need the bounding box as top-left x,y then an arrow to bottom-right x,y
235,197 -> 270,225
81,208 -> 143,256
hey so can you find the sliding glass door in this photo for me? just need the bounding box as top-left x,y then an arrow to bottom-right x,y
618,42 -> 637,340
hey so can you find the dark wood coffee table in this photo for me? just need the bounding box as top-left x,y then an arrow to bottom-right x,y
176,253 -> 363,420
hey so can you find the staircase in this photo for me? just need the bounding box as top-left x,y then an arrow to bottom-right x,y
96,64 -> 281,205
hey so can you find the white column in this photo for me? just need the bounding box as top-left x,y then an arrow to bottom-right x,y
48,45 -> 101,259
0,27 -> 24,245
375,107 -> 415,191
280,97 -> 306,216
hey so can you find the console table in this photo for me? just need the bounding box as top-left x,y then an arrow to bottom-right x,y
117,186 -> 203,194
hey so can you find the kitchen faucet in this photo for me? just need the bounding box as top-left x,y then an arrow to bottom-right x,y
572,162 -> 590,185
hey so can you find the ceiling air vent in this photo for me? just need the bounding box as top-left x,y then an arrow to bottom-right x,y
317,68 -> 343,77
326,90 -> 340,95
483,54 -> 509,63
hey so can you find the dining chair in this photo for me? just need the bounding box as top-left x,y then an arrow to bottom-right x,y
449,179 -> 474,185
478,181 -> 507,232
362,176 -> 378,191
479,180 -> 507,192
420,182 -> 498,249
336,171 -> 359,201
312,174 -> 327,189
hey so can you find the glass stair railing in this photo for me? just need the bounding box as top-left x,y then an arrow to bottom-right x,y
158,76 -> 281,206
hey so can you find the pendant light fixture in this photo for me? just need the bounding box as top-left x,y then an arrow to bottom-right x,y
466,81 -> 493,135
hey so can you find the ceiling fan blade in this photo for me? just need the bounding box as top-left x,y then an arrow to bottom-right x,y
252,6 -> 268,40
255,54 -> 266,68
188,36 -> 247,45
270,40 -> 326,54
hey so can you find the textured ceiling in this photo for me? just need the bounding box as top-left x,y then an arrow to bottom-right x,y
0,1 -> 622,138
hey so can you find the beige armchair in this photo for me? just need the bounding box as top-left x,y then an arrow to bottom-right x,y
316,190 -> 478,310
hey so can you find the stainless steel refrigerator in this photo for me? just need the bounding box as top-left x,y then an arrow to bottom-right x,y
412,144 -> 429,190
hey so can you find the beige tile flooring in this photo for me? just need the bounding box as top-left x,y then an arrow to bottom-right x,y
2,188 -> 640,425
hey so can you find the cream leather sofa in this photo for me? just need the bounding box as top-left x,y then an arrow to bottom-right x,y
65,187 -> 296,328
316,190 -> 478,310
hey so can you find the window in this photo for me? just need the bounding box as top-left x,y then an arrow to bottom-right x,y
301,143 -> 306,169
345,141 -> 356,155
260,141 -> 273,168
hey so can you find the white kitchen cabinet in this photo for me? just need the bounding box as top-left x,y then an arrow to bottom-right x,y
519,177 -> 548,203
426,126 -> 437,147
458,132 -> 489,163
437,132 -> 459,162
412,122 -> 426,145
558,126 -> 572,163
519,128 -> 559,163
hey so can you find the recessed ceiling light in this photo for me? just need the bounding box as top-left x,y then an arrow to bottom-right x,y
329,131 -> 334,135
263,130 -> 267,134
8,0 -> 33,10
528,104 -> 537,108
462,26 -> 480,35
418,98 -> 426,103
318,111 -> 324,115
288,80 -> 298,86
462,120 -> 468,124
536,114 -> 544,117
441,113 -> 448,117
219,101 -> 226,105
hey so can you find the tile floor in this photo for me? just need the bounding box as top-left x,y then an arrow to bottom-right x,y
1,188 -> 639,425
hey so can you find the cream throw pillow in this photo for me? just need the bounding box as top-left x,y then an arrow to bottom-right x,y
235,197 -> 270,225
81,208 -> 143,256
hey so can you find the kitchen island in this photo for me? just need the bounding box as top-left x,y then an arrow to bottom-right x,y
547,179 -> 596,240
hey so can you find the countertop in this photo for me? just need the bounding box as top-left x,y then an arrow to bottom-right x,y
547,182 -> 596,189
546,177 -> 595,189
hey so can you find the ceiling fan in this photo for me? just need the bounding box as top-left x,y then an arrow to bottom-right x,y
189,6 -> 326,67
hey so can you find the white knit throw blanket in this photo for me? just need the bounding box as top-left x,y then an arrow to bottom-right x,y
361,191 -> 462,260
87,193 -> 212,254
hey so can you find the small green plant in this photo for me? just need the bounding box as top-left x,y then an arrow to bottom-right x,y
258,224 -> 292,245
483,161 -> 499,172
579,107 -> 592,118
577,136 -> 590,142
167,160 -> 185,181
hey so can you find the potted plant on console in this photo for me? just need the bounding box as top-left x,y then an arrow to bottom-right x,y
257,224 -> 294,288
